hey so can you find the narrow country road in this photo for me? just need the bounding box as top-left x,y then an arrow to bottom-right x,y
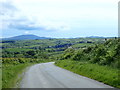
20,62 -> 113,88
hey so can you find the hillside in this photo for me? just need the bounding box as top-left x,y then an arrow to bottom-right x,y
55,38 -> 120,88
2,35 -> 51,40
57,38 -> 120,68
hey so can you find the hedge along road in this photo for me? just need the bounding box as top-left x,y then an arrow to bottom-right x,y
20,62 -> 113,88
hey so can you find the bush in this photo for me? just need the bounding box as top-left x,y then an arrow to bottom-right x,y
59,39 -> 120,68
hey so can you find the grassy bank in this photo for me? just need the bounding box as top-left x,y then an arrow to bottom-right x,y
55,60 -> 120,88
0,63 -> 2,90
2,63 -> 32,88
2,58 -> 53,88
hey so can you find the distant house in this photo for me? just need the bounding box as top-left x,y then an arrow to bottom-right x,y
68,46 -> 73,49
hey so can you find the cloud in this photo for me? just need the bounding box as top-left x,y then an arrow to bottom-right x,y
7,17 -> 69,31
0,1 -> 39,31
0,0 -> 19,30
24,31 -> 30,34
0,0 -> 70,32
41,21 -> 70,31
8,20 -> 44,30
0,1 -> 17,16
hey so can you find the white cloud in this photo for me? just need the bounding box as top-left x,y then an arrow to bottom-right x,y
40,21 -> 70,31
1,0 -> 71,32
11,0 -> 118,24
24,31 -> 30,34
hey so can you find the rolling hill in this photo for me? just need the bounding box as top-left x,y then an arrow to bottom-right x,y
2,34 -> 51,40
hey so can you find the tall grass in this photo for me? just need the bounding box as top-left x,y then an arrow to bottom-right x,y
2,63 -> 32,88
55,60 -> 120,88
0,61 -> 2,90
2,58 -> 53,88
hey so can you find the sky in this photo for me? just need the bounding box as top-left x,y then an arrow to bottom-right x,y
0,0 -> 119,38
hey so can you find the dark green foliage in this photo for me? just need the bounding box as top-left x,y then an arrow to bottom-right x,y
60,39 -> 120,68
63,48 -> 75,59
2,58 -> 51,65
83,47 -> 92,53
72,51 -> 83,61
26,50 -> 36,56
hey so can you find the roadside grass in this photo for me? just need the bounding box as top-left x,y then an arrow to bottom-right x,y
2,58 -> 53,88
55,60 -> 120,88
2,63 -> 33,88
0,63 -> 2,90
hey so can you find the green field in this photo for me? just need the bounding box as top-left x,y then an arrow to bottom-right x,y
0,61 -> 2,89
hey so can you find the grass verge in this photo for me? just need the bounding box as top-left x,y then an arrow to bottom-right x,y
2,63 -> 33,88
55,60 -> 120,88
0,64 -> 2,90
2,59 -> 53,88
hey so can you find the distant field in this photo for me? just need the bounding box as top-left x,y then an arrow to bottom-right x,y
4,48 -> 33,52
72,43 -> 94,48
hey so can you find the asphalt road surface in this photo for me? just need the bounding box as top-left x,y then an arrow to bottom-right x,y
20,62 -> 113,88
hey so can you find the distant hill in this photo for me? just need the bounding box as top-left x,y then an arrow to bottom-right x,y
2,35 -> 51,40
86,36 -> 105,38
86,36 -> 115,38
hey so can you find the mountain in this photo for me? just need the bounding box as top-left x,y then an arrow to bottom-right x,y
2,35 -> 51,40
86,36 -> 105,38
86,36 -> 116,39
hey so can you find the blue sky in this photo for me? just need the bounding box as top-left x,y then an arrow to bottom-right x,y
0,0 -> 119,38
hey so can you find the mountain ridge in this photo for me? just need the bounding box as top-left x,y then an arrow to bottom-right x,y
2,35 -> 115,40
2,34 -> 51,40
